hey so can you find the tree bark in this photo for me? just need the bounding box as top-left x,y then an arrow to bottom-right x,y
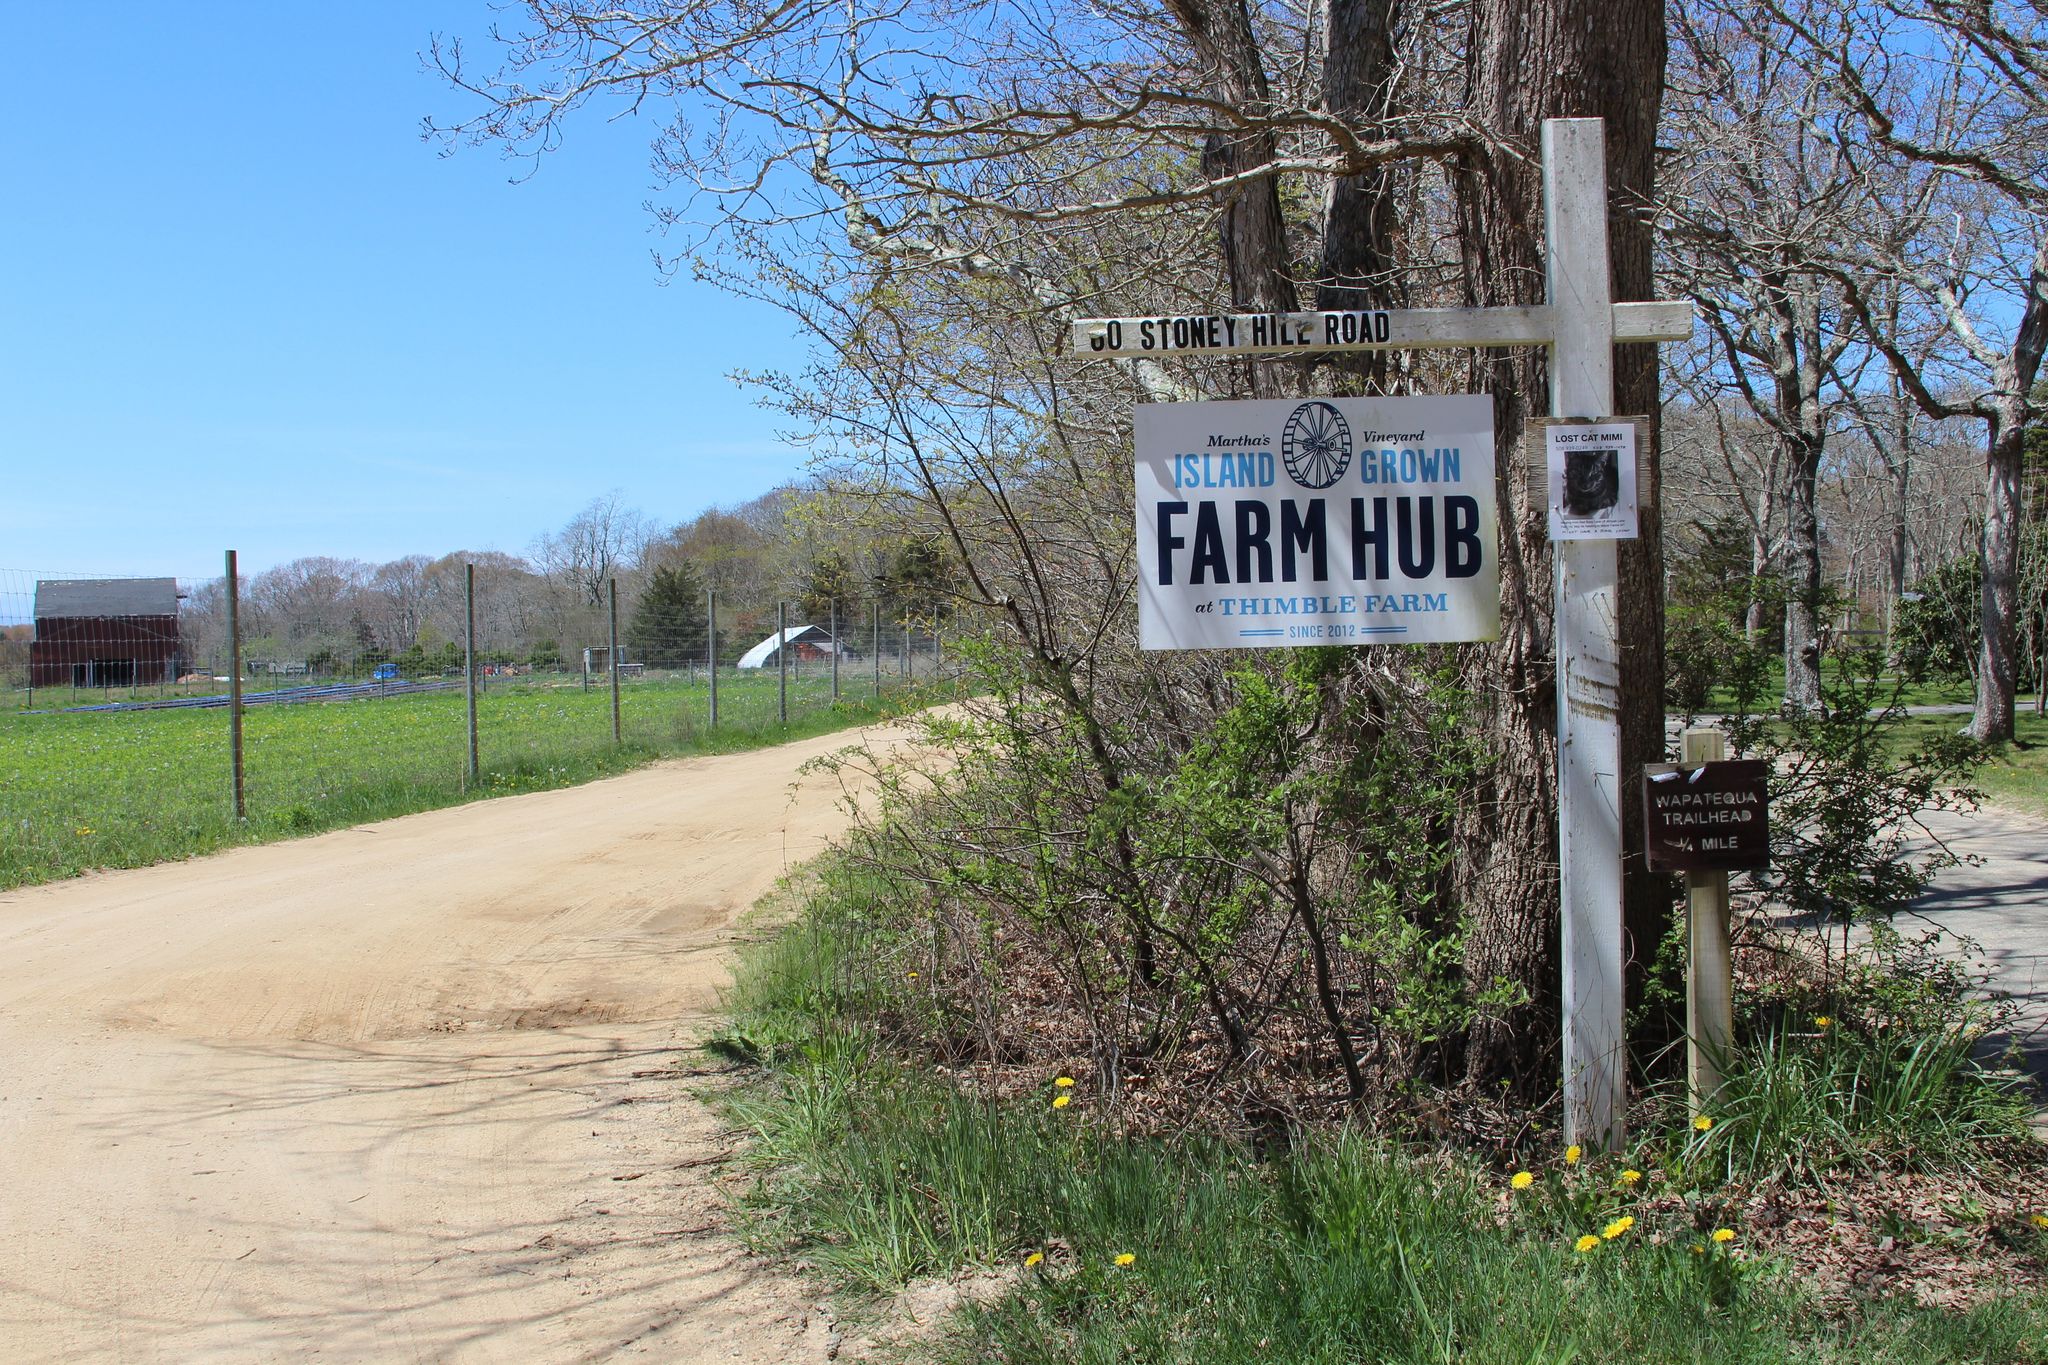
1168,0 -> 1297,317
1317,0 -> 1401,316
1781,429 -> 1824,710
1971,260 -> 2048,741
1975,401 -> 2025,741
1454,0 -> 1668,1092
1772,284 -> 1827,710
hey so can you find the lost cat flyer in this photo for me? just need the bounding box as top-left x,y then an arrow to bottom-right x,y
1134,395 -> 1499,651
1546,421 -> 1638,540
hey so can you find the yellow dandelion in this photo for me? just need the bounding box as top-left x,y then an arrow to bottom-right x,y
1510,1171 -> 1535,1190
1051,1094 -> 1072,1109
1693,1115 -> 1714,1132
2030,1214 -> 2048,1230
906,971 -> 918,980
1024,1251 -> 1044,1267
1814,1015 -> 1832,1029
1574,1234 -> 1600,1253
1564,1144 -> 1582,1165
1711,1228 -> 1735,1244
1054,1076 -> 1075,1088
1601,1215 -> 1635,1240
1690,1245 -> 1704,1256
1620,1169 -> 1642,1185
1113,1253 -> 1136,1267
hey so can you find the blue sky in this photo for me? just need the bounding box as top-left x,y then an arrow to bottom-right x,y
1,4 -> 812,581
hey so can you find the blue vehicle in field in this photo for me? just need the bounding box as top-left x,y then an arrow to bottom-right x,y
372,663 -> 399,681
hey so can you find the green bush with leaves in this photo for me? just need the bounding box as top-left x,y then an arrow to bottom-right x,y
1721,643 -> 1984,951
1894,555 -> 1984,683
714,893 -> 2048,1362
804,645 -> 1518,1127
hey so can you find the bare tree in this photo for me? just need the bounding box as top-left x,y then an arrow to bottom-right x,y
367,554 -> 435,653
246,557 -> 373,652
1658,0 -> 1941,707
1760,0 -> 2048,740
430,0 -> 1672,1107
532,493 -> 650,608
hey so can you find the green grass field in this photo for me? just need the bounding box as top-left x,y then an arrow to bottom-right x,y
1696,665 -> 1986,715
1887,707 -> 2048,818
0,670 -> 913,891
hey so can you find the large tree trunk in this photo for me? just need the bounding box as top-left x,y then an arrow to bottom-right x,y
1168,0 -> 1296,317
1974,402 -> 2025,741
1972,260 -> 2048,741
1317,0 -> 1401,316
1454,0 -> 1668,1092
1774,285 -> 1826,710
1781,429 -> 1824,710
1316,0 -> 1403,393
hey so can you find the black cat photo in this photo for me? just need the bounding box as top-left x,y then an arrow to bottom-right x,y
1563,448 -> 1620,516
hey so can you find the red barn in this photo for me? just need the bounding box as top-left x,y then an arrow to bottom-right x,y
30,579 -> 184,688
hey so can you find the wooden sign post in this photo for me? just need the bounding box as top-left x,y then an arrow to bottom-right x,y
1072,118 -> 1691,1152
1542,119 -> 1627,1153
1643,730 -> 1771,1111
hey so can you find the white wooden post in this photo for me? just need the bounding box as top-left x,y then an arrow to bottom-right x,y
1682,726 -> 1734,1112
1545,119 -> 1626,1152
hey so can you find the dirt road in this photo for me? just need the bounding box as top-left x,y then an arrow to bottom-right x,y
0,720 -> 916,1362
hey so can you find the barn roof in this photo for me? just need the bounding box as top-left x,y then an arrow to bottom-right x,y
736,624 -> 839,669
33,578 -> 182,619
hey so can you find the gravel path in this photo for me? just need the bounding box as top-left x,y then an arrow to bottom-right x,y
1910,805 -> 2048,1093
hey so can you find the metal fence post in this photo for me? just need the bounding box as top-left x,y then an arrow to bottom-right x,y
707,589 -> 719,728
465,562 -> 480,785
830,598 -> 840,700
777,600 -> 788,725
608,577 -> 622,744
872,601 -> 882,699
226,549 -> 245,820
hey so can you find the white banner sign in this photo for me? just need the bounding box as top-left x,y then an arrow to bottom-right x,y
1545,422 -> 1638,540
1136,396 -> 1499,650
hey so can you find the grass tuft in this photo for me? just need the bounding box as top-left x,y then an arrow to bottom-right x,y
1674,1020 -> 2037,1187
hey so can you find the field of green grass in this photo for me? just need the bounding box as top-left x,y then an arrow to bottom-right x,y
1888,708 -> 2048,818
1696,664 -> 1986,715
0,670 -> 916,891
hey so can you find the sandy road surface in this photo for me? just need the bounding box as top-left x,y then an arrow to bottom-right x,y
0,719 -> 918,1362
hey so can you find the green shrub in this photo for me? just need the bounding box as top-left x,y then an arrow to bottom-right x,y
712,895 -> 2048,1363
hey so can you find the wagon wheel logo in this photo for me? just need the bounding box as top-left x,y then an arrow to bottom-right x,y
1281,401 -> 1352,489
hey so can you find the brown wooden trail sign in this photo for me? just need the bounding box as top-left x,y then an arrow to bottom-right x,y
1642,758 -> 1771,873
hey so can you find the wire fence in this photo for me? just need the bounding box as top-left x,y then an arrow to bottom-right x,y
1,560 -> 960,889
